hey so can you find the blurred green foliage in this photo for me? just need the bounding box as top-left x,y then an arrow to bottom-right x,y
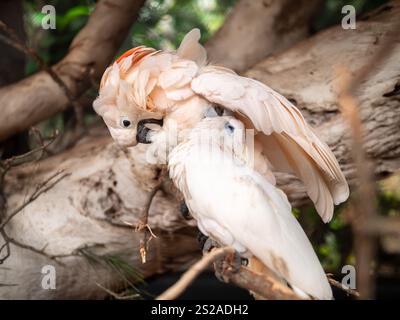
129,0 -> 235,50
313,0 -> 389,31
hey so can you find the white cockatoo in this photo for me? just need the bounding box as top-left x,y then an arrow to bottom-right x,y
93,28 -> 349,223
168,116 -> 333,299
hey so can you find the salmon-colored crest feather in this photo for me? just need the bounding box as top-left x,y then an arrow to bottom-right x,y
116,46 -> 157,65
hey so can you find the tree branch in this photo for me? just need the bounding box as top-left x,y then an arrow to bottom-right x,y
156,247 -> 303,300
205,0 -> 322,72
0,0 -> 145,142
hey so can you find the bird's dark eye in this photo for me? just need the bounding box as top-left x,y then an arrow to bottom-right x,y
224,122 -> 235,134
120,116 -> 132,128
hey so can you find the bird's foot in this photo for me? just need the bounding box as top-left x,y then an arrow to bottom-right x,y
136,118 -> 163,144
214,250 -> 247,282
180,201 -> 192,220
202,237 -> 220,255
197,232 -> 208,250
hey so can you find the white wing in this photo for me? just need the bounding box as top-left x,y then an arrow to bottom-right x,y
169,140 -> 333,300
191,67 -> 349,222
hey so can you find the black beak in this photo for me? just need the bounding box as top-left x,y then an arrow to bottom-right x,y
136,118 -> 164,144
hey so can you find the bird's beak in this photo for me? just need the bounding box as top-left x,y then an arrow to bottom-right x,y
136,118 -> 164,144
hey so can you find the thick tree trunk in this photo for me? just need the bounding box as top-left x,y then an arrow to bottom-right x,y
1,2 -> 399,299
205,0 -> 323,72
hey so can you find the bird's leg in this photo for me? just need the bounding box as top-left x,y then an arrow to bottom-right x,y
213,250 -> 245,282
180,201 -> 192,220
136,118 -> 163,144
197,231 -> 208,250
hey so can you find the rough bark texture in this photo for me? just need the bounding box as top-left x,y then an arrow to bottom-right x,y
1,128 -> 198,299
205,0 -> 323,72
1,2 -> 400,299
0,0 -> 145,142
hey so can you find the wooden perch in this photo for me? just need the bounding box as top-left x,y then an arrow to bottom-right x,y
0,0 -> 145,142
157,247 -> 302,300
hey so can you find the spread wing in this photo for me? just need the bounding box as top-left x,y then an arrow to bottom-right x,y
191,67 -> 349,222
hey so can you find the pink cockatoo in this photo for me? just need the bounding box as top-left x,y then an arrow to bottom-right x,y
168,116 -> 333,299
93,28 -> 349,223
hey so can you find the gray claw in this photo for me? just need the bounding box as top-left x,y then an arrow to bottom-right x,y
202,237 -> 220,255
180,201 -> 191,220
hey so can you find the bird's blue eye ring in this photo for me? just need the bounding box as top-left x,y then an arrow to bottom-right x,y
224,121 -> 235,134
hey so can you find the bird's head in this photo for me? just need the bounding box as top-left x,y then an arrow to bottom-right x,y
189,116 -> 248,160
93,28 -> 206,147
93,46 -> 165,147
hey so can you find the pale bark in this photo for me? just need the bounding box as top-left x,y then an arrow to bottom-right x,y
0,128 -> 198,299
205,0 -> 323,72
0,0 -> 145,142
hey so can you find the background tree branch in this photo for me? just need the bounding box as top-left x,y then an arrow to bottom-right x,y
0,0 -> 145,142
205,0 -> 323,72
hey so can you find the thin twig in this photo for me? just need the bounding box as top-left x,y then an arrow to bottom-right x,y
0,170 -> 70,231
0,170 -> 70,264
135,169 -> 166,264
0,130 -> 57,184
337,67 -> 378,300
0,228 -> 67,266
327,274 -> 360,298
156,247 -> 235,300
95,282 -> 139,300
334,15 -> 400,300
2,135 -> 55,168
0,230 -> 10,264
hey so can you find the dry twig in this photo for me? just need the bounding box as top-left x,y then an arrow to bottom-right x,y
0,170 -> 70,264
327,274 -> 360,298
156,247 -> 235,300
0,170 -> 70,231
334,15 -> 400,300
134,169 -> 167,264
95,282 -> 139,300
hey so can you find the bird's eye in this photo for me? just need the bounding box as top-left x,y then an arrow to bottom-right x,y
120,116 -> 132,129
224,122 -> 235,134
